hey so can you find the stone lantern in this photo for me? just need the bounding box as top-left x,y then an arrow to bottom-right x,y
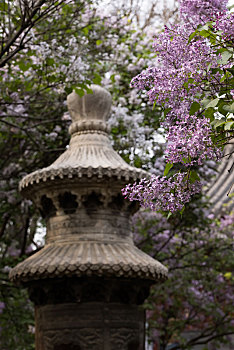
10,85 -> 167,350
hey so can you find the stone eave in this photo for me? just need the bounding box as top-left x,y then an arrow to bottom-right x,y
19,165 -> 149,191
9,241 -> 168,284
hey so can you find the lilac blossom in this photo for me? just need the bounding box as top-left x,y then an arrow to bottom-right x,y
214,11 -> 234,41
166,114 -> 222,166
132,206 -> 234,347
220,214 -> 234,230
179,0 -> 228,23
131,23 -> 220,120
124,0 -> 234,213
122,173 -> 201,213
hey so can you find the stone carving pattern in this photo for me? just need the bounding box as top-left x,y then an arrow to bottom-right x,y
43,329 -> 103,350
110,328 -> 140,350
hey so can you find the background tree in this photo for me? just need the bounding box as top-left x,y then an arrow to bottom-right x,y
0,1 -> 174,348
133,202 -> 234,349
124,0 -> 234,215
0,0 -> 233,349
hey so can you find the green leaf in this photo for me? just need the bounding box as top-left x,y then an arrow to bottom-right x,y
224,121 -> 234,130
199,23 -> 210,31
18,62 -> 28,72
209,36 -> 216,45
64,87 -> 73,94
189,101 -> 200,115
47,75 -> 57,83
223,102 -> 234,113
190,170 -> 200,184
217,100 -> 229,116
0,2 -> 8,11
153,100 -> 157,111
206,62 -> 212,71
96,40 -> 102,46
110,74 -> 115,83
188,30 -> 197,43
82,27 -> 89,35
220,51 -> 233,65
46,58 -> 55,66
163,107 -> 171,117
211,119 -> 225,129
74,87 -> 85,97
18,60 -> 33,72
224,272 -> 232,279
205,107 -> 215,120
164,163 -> 173,176
220,74 -> 226,83
187,78 -> 194,84
199,29 -> 210,38
206,98 -> 219,108
201,98 -> 211,107
180,206 -> 185,216
93,73 -> 102,85
226,68 -> 234,76
182,157 -> 189,164
85,86 -> 93,94
167,212 -> 172,219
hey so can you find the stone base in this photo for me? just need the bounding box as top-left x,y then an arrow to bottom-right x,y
35,302 -> 145,350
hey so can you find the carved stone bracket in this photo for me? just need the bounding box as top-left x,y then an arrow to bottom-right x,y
28,277 -> 152,305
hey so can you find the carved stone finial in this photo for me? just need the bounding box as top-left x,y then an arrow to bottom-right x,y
67,85 -> 112,122
67,85 -> 112,135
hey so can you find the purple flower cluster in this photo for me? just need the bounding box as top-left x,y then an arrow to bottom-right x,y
132,207 -> 234,345
166,114 -> 222,166
131,24 -> 219,118
124,0 -> 231,213
220,214 -> 234,230
179,0 -> 228,23
122,173 -> 201,213
214,11 -> 234,41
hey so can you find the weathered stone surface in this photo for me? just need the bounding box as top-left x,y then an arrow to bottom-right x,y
10,85 -> 167,284
35,303 -> 144,350
10,241 -> 167,283
10,85 -> 168,350
19,86 -> 147,192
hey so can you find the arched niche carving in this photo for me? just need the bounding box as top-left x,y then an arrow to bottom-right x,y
40,195 -> 57,218
58,191 -> 78,214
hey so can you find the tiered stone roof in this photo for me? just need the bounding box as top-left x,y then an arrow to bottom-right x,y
10,85 -> 167,285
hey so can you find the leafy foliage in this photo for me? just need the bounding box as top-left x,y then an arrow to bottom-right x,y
133,202 -> 234,349
0,1 -> 168,348
125,0 -> 234,215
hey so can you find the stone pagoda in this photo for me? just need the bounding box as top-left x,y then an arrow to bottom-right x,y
10,85 -> 167,350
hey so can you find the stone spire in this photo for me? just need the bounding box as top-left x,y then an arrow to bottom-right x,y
10,85 -> 167,350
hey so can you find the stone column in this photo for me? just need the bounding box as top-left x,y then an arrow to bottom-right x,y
10,85 -> 167,350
